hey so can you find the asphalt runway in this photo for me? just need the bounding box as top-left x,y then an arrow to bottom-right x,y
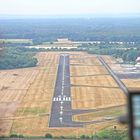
49,54 -> 82,127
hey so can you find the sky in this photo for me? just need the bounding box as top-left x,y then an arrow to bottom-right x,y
0,0 -> 140,17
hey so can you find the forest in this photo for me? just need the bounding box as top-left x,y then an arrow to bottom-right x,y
0,18 -> 140,68
79,43 -> 140,63
0,46 -> 37,69
0,18 -> 140,44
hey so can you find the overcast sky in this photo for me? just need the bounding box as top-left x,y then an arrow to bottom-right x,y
0,0 -> 140,16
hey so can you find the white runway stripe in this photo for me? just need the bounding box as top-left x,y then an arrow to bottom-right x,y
53,97 -> 71,102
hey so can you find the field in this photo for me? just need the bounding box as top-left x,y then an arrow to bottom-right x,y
70,54 -> 126,129
0,39 -> 33,44
121,79 -> 140,90
71,87 -> 125,110
0,68 -> 38,136
0,52 -> 59,136
0,51 -> 133,137
73,106 -> 126,122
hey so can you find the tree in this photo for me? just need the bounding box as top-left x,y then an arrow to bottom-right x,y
45,133 -> 53,138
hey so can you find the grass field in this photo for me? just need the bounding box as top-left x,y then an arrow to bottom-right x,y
70,56 -> 101,65
71,75 -> 119,87
0,51 -> 134,137
71,87 -> 126,110
70,53 -> 127,132
0,39 -> 33,44
0,52 -> 59,136
101,55 -> 117,64
122,79 -> 140,89
73,106 -> 126,122
70,65 -> 108,76
10,52 -> 59,136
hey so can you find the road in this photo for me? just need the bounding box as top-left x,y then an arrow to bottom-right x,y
117,73 -> 140,79
98,56 -> 128,96
49,54 -> 82,127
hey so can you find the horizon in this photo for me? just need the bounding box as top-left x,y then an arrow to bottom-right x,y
0,13 -> 140,19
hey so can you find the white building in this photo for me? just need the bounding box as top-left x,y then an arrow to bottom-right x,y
135,57 -> 140,68
56,38 -> 72,44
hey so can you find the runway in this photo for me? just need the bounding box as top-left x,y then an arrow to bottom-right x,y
49,54 -> 82,127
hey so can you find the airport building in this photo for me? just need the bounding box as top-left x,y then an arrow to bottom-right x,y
135,57 -> 140,68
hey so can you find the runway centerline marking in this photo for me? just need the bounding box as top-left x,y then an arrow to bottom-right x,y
49,54 -> 80,127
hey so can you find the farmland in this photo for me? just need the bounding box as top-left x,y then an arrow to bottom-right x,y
70,53 -> 126,130
0,51 -> 136,137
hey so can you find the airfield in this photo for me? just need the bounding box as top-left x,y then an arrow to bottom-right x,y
0,51 -> 140,137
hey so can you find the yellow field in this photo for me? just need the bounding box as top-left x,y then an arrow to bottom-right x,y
122,79 -> 140,90
36,52 -> 59,67
0,52 -> 60,136
73,106 -> 126,122
0,68 -> 38,136
70,55 -> 101,65
101,55 -> 117,64
71,87 -> 126,110
70,65 -> 108,76
71,75 -> 119,87
70,53 -> 127,130
10,52 -> 60,135
0,52 -> 130,137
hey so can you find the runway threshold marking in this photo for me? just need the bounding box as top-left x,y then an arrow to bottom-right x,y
53,97 -> 71,102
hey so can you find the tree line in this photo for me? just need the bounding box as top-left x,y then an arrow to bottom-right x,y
0,46 -> 38,69
79,44 -> 140,63
0,18 -> 140,44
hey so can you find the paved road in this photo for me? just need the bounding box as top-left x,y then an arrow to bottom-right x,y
49,54 -> 82,127
117,73 -> 140,79
98,56 -> 128,96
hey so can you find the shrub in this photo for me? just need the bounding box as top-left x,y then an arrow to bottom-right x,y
45,133 -> 53,138
10,133 -> 23,138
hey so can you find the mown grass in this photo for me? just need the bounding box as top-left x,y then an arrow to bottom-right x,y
92,129 -> 128,140
4,129 -> 128,140
17,107 -> 47,116
73,106 -> 126,122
